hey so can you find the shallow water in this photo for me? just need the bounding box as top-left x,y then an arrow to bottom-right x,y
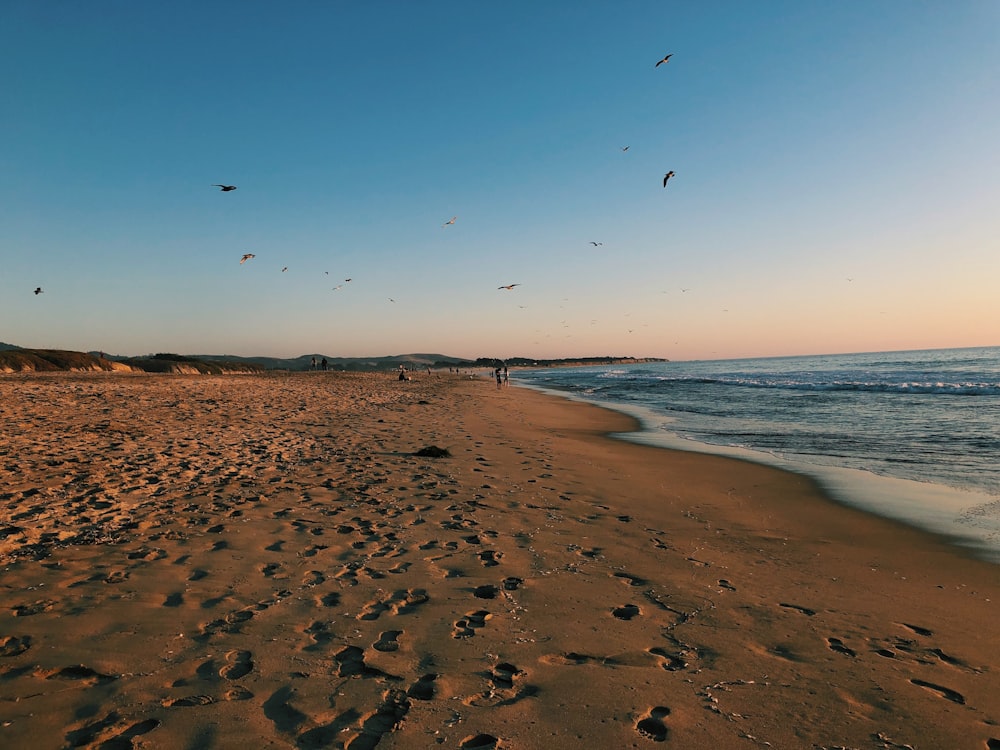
514,346 -> 1000,562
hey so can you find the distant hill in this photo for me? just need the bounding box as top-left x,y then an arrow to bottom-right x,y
1,346 -> 665,374
195,353 -> 474,371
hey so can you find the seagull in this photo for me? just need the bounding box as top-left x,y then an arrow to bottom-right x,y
240,253 -> 255,264
332,284 -> 343,291
589,241 -> 603,246
34,287 -> 43,295
281,267 -> 288,272
663,171 -> 676,187
655,53 -> 673,67
344,278 -> 352,282
213,184 -> 238,191
621,146 -> 630,152
498,283 -> 521,290
388,298 -> 396,303
443,216 -> 457,227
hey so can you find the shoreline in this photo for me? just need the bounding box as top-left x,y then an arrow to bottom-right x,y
516,378 -> 1000,566
1,372 -> 997,748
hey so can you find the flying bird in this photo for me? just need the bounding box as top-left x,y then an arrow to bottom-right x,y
240,253 -> 255,264
621,146 -> 630,152
443,216 -> 457,227
281,267 -> 288,272
655,53 -> 673,67
213,184 -> 238,191
498,283 -> 521,290
332,284 -> 343,291
589,241 -> 603,246
344,278 -> 352,282
663,171 -> 676,187
34,287 -> 43,295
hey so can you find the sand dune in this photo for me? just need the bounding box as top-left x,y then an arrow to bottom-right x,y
1,372 -> 997,749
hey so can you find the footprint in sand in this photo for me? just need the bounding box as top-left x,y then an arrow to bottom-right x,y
42,664 -> 117,685
353,689 -> 411,747
0,635 -> 32,657
374,630 -> 403,652
407,673 -> 438,700
460,733 -> 500,749
12,600 -> 55,617
163,694 -> 216,707
302,570 -> 325,587
220,650 -> 253,680
612,604 -> 641,621
358,589 -> 429,621
491,662 -> 524,691
316,591 -> 341,608
827,637 -> 856,657
910,678 -> 966,705
636,706 -> 671,742
261,562 -> 282,577
105,719 -> 163,746
304,621 -> 334,651
502,576 -> 524,591
613,572 -> 648,587
334,646 -> 394,679
779,602 -> 816,617
479,550 -> 503,567
453,610 -> 492,639
648,646 -> 689,672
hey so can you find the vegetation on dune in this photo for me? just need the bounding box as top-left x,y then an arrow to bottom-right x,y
0,345 -> 664,374
0,349 -> 121,372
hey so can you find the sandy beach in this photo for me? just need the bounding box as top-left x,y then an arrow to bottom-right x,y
1,371 -> 997,749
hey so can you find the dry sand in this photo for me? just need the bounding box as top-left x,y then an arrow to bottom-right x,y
1,372 -> 997,750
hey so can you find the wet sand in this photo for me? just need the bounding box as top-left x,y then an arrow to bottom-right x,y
1,372 -> 997,749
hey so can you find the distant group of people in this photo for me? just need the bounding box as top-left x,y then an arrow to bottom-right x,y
310,356 -> 328,371
495,365 -> 509,389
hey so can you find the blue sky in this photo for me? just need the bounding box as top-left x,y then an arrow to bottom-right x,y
3,1 -> 998,360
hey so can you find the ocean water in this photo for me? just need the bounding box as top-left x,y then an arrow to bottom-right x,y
513,346 -> 1000,563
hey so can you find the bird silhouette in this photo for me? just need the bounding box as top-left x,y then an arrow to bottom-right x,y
498,284 -> 521,290
443,216 -> 457,227
589,241 -> 603,246
281,267 -> 288,272
33,287 -> 43,295
663,171 -> 676,187
655,53 -> 673,67
213,184 -> 237,191
621,146 -> 630,152
240,253 -> 255,264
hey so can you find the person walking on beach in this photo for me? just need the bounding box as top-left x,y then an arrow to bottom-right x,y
495,367 -> 503,389
311,356 -> 317,370
503,365 -> 509,387
321,358 -> 328,371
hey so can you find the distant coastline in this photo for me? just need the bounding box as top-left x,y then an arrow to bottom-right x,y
0,344 -> 666,374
